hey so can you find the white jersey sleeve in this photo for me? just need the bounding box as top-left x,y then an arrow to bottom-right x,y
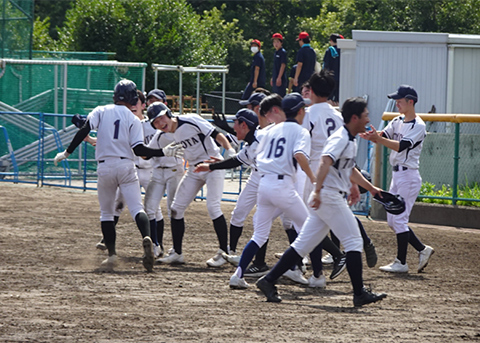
236,130 -> 261,168
174,114 -> 222,165
321,126 -> 357,194
134,119 -> 157,169
147,131 -> 183,168
88,104 -> 143,161
383,115 -> 426,169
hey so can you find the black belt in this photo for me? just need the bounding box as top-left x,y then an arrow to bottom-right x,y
157,166 -> 177,169
393,165 -> 408,172
262,174 -> 284,179
99,157 -> 127,163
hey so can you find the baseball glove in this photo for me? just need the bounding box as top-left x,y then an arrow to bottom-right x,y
373,191 -> 406,215
212,112 -> 236,135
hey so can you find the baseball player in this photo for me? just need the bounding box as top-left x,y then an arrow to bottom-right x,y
270,33 -> 288,97
256,97 -> 387,307
144,102 -> 184,258
229,93 -> 316,289
360,85 -> 434,273
146,89 -> 167,106
54,79 -> 183,272
150,106 -> 236,267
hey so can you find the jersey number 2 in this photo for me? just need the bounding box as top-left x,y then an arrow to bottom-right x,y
113,119 -> 120,139
266,137 -> 286,158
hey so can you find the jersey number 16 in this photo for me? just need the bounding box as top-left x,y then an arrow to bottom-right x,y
266,137 -> 286,158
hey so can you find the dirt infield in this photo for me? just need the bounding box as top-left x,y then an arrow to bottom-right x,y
0,183 -> 479,342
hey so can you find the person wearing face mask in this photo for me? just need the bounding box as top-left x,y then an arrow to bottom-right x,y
241,39 -> 266,100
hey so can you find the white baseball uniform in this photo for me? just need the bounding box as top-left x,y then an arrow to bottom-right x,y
252,119 -> 311,247
383,115 -> 426,234
144,130 -> 184,221
291,125 -> 363,257
170,114 -> 225,220
88,104 -> 145,221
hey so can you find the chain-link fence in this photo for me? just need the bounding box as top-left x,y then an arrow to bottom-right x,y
379,113 -> 480,206
0,0 -> 34,59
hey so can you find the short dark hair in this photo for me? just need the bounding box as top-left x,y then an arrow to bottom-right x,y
259,94 -> 282,117
301,37 -> 310,44
329,33 -> 342,43
254,87 -> 271,96
137,90 -> 146,104
309,69 -> 335,98
301,81 -> 311,90
341,97 -> 368,124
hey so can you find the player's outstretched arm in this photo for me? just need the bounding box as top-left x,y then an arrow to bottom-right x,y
195,155 -> 242,173
360,125 -> 400,152
214,132 -> 236,158
54,122 -> 91,165
350,168 -> 382,198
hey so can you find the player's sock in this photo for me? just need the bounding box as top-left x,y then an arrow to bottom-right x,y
407,226 -> 426,251
356,217 -> 372,246
171,218 -> 185,255
331,232 -> 340,248
150,219 -> 158,245
265,247 -> 301,283
252,240 -> 268,266
285,228 -> 297,244
396,231 -> 409,264
156,219 -> 164,250
322,236 -> 343,259
346,251 -> 363,296
135,212 -> 150,238
213,215 -> 229,253
229,224 -> 243,252
309,242 -> 323,277
238,240 -> 260,277
101,221 -> 116,256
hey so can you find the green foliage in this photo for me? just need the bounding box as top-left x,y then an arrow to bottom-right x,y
33,17 -> 56,51
418,182 -> 480,207
56,0 -> 228,93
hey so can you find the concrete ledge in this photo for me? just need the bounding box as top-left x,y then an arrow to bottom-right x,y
370,202 -> 480,229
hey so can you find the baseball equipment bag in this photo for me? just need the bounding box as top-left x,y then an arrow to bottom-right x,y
373,191 -> 406,215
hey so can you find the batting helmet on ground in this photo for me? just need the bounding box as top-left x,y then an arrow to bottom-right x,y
373,191 -> 406,215
113,79 -> 138,106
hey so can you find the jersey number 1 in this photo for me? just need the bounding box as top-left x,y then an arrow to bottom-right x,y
113,119 -> 120,139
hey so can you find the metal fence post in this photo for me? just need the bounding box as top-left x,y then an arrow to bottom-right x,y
452,122 -> 460,205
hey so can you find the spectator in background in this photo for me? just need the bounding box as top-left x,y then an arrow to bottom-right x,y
241,39 -> 266,100
146,89 -> 167,106
323,33 -> 344,106
293,32 -> 316,93
270,33 -> 287,97
287,64 -> 297,94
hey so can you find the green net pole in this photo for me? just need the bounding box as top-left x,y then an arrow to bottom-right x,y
452,122 -> 460,205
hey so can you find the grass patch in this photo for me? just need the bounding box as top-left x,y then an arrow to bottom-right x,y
418,182 -> 480,207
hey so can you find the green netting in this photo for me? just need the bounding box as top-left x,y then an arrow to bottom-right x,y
0,0 -> 34,59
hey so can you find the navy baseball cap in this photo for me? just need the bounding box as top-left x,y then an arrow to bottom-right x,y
388,85 -> 418,103
147,89 -> 167,103
234,109 -> 258,129
282,92 -> 305,115
239,92 -> 267,106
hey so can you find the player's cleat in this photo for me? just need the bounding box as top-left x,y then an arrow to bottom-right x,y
353,287 -> 387,307
153,244 -> 163,259
229,274 -> 250,289
330,254 -> 347,280
256,276 -> 281,303
418,245 -> 434,273
96,239 -> 107,251
101,255 -> 117,270
206,249 -> 228,267
364,241 -> 378,268
322,253 -> 334,264
156,249 -> 185,264
244,263 -> 270,277
142,236 -> 154,272
308,274 -> 327,288
283,268 -> 309,285
222,252 -> 241,267
379,258 -> 408,273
